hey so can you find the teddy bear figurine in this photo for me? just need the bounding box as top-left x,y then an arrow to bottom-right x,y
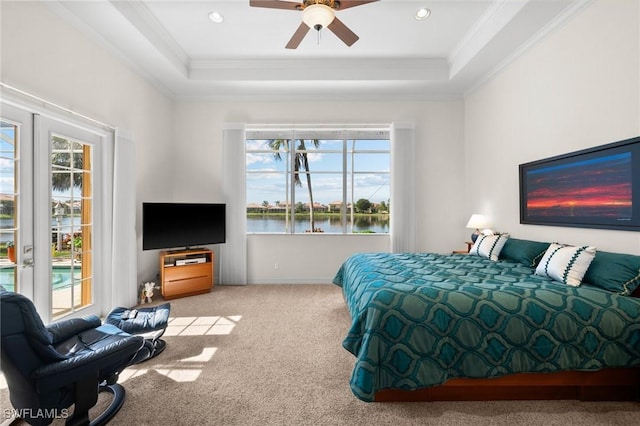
143,282 -> 155,304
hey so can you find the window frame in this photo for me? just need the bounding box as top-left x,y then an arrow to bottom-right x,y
245,127 -> 390,235
50,134 -> 94,319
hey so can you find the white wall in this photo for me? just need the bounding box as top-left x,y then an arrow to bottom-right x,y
172,100 -> 466,283
465,0 -> 640,254
0,1 -> 175,286
247,234 -> 389,284
11,1 -> 634,286
0,1 -> 467,287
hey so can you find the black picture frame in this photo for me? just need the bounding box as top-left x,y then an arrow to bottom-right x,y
519,136 -> 640,231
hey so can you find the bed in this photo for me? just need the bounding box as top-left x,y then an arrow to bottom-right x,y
332,237 -> 640,402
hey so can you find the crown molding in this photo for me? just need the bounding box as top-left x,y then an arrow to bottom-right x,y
189,58 -> 449,81
109,0 -> 190,77
448,0 -> 529,79
44,0 -> 178,99
464,0 -> 595,97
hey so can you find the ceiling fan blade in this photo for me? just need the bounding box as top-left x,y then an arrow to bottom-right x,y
327,17 -> 359,47
286,22 -> 310,49
249,0 -> 302,10
335,0 -> 378,11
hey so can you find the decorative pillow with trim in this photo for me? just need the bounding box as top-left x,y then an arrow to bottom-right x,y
469,233 -> 509,261
535,243 -> 596,287
582,251 -> 640,296
499,238 -> 550,268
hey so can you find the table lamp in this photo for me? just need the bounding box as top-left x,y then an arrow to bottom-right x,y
466,214 -> 488,242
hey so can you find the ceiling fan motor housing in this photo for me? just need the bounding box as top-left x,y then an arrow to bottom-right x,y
302,0 -> 339,9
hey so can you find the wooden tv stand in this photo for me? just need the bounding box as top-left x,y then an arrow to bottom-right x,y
159,248 -> 213,300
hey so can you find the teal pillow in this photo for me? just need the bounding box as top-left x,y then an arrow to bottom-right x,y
583,251 -> 640,296
499,238 -> 550,268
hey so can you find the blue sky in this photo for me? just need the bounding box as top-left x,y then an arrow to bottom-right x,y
246,139 -> 390,206
0,126 -> 15,197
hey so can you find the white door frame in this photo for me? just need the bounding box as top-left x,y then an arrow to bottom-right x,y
2,97 -> 113,323
36,115 -> 111,323
1,103 -> 35,300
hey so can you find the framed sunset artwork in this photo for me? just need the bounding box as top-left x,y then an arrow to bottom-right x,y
519,136 -> 640,231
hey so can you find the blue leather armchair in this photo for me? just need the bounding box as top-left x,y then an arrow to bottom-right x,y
0,290 -> 144,425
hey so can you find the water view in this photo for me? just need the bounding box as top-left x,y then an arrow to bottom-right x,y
1,216 -> 82,244
247,215 -> 389,234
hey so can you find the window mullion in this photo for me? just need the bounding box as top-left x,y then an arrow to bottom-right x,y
285,140 -> 290,233
342,138 -> 347,234
350,140 -> 355,233
289,139 -> 295,234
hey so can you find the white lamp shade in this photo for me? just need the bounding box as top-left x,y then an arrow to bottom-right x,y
303,4 -> 335,29
466,214 -> 489,229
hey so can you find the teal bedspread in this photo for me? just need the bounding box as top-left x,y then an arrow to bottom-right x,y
333,252 -> 640,402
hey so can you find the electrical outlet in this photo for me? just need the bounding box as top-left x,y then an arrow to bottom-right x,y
274,263 -> 279,270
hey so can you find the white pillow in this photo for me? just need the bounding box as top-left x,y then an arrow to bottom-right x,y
469,233 -> 509,261
535,243 -> 596,286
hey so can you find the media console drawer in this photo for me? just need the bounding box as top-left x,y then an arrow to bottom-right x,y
164,263 -> 211,282
163,276 -> 212,299
160,249 -> 214,300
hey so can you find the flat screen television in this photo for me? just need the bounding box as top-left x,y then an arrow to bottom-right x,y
142,202 -> 226,251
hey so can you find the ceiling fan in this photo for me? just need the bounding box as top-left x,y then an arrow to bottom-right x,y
249,0 -> 379,49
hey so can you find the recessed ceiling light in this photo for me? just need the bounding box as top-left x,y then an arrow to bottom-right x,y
208,11 -> 224,24
415,8 -> 431,20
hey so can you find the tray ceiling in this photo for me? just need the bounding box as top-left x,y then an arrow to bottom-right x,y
47,0 -> 593,100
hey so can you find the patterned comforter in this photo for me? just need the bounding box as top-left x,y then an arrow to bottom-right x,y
333,252 -> 640,402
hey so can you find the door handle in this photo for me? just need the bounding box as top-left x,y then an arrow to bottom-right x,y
21,246 -> 34,268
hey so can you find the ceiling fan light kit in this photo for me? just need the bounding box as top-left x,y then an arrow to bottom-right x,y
302,4 -> 335,31
249,0 -> 378,49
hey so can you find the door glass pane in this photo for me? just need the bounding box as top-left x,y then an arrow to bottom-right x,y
0,121 -> 17,291
51,136 -> 93,319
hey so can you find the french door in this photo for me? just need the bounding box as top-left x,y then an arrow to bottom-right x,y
1,102 -> 103,323
0,104 -> 35,301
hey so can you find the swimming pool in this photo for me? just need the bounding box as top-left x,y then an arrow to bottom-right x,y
0,266 -> 78,292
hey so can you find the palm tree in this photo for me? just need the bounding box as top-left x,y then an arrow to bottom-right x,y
51,136 -> 83,192
267,138 -> 320,232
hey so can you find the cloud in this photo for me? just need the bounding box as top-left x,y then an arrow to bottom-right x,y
246,152 -> 276,167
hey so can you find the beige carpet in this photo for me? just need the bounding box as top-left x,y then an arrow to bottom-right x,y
3,284 -> 640,425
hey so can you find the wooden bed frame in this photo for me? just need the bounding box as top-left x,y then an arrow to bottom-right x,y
374,368 -> 640,402
373,286 -> 640,402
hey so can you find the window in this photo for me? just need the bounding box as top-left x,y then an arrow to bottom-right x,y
246,128 -> 390,234
0,121 -> 18,291
51,136 -> 93,318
